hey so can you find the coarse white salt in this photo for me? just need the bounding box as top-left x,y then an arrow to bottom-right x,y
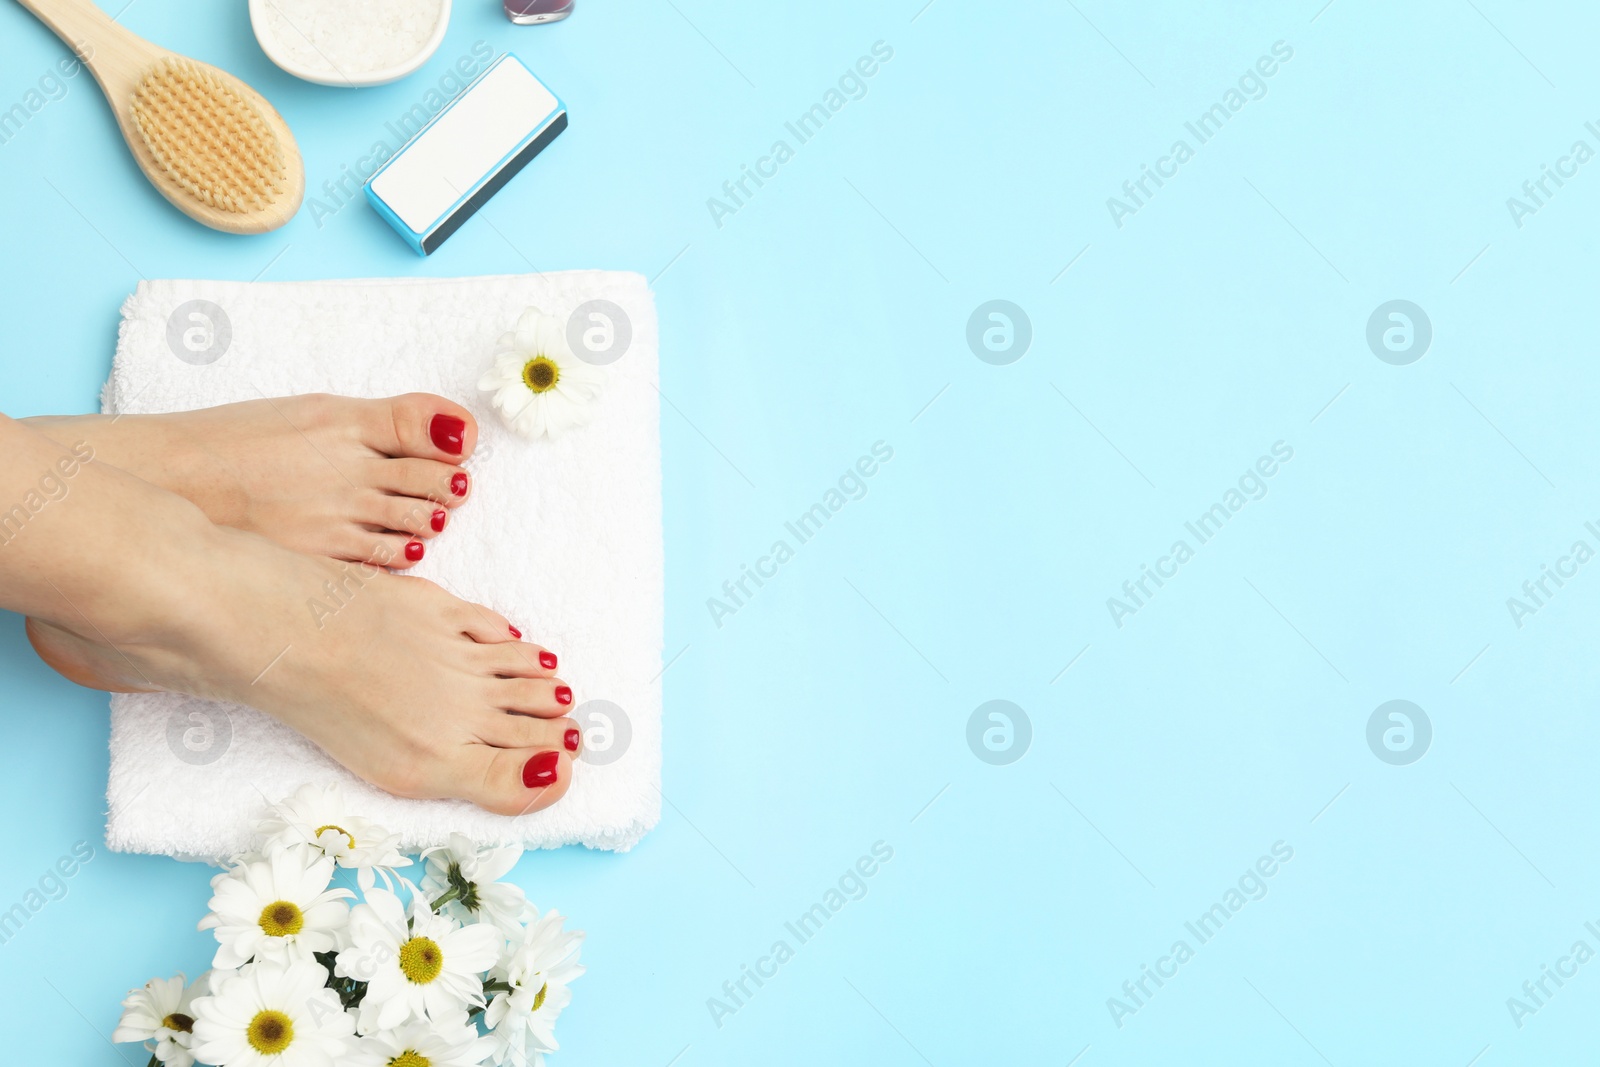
257,0 -> 447,79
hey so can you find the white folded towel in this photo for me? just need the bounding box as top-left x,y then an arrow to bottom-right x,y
100,271 -> 662,861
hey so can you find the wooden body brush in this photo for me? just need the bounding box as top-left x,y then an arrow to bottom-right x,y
15,0 -> 303,234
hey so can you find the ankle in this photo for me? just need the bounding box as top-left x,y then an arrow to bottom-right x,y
52,495 -> 238,645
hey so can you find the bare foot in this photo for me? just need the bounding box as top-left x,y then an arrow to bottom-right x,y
0,413 -> 575,816
27,393 -> 478,569
27,530 -> 578,816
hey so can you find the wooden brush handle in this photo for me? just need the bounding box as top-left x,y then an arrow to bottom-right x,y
12,0 -> 162,97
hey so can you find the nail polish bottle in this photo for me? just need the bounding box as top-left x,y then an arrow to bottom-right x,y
504,0 -> 573,24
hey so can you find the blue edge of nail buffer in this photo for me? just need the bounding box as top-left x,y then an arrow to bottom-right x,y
364,53 -> 568,257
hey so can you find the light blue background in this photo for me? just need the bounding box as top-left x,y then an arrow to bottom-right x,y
2,0 -> 1596,1063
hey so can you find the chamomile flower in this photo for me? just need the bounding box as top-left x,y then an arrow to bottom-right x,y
335,886 -> 504,1033
420,832 -> 528,938
478,307 -> 607,440
349,1020 -> 487,1067
255,783 -> 411,891
199,848 -> 352,969
485,980 -> 572,1067
482,909 -> 585,1067
190,959 -> 355,1067
112,972 -> 209,1067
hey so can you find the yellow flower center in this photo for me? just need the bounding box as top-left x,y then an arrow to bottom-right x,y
161,1012 -> 194,1033
390,1053 -> 431,1067
531,981 -> 548,1013
257,900 -> 304,938
399,936 -> 443,984
246,1010 -> 294,1055
522,356 -> 559,393
314,823 -> 357,849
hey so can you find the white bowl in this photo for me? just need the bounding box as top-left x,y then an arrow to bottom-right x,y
249,0 -> 453,87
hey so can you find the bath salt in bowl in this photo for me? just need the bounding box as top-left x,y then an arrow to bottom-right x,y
249,0 -> 452,87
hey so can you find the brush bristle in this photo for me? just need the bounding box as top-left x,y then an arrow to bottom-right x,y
130,57 -> 289,215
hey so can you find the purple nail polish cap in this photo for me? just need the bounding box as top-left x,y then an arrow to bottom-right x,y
504,0 -> 573,24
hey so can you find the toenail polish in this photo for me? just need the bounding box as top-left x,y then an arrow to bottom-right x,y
564,728 -> 580,752
540,650 -> 557,670
405,540 -> 424,562
431,509 -> 447,532
555,685 -> 572,705
509,624 -> 523,639
522,751 -> 560,788
451,472 -> 469,497
430,414 -> 466,455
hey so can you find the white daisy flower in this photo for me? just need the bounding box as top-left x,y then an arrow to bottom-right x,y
420,832 -> 528,938
478,307 -> 607,440
190,959 -> 355,1067
255,783 -> 412,892
112,972 -> 210,1067
348,1020 -> 486,1067
485,981 -> 572,1067
335,886 -> 504,1033
199,849 -> 352,969
482,909 -> 585,1067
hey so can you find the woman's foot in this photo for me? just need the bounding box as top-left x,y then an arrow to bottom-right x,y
27,393 -> 478,569
27,531 -> 578,816
0,414 -> 574,816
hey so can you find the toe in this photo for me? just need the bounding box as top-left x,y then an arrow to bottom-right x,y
495,676 -> 575,717
334,527 -> 427,569
367,393 -> 479,462
363,492 -> 449,540
474,711 -> 580,755
480,639 -> 559,677
456,602 -> 520,644
367,457 -> 471,507
462,746 -> 573,817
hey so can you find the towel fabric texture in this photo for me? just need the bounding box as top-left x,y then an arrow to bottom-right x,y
100,271 -> 662,861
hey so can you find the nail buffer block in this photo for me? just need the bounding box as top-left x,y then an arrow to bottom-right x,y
365,54 -> 567,255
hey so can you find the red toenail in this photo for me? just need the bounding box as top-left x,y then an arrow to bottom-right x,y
540,651 -> 557,670
451,472 -> 469,497
509,624 -> 522,639
564,729 -> 580,752
430,414 -> 466,455
522,751 -> 560,788
431,509 -> 447,532
555,685 -> 572,705
405,541 -> 424,561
